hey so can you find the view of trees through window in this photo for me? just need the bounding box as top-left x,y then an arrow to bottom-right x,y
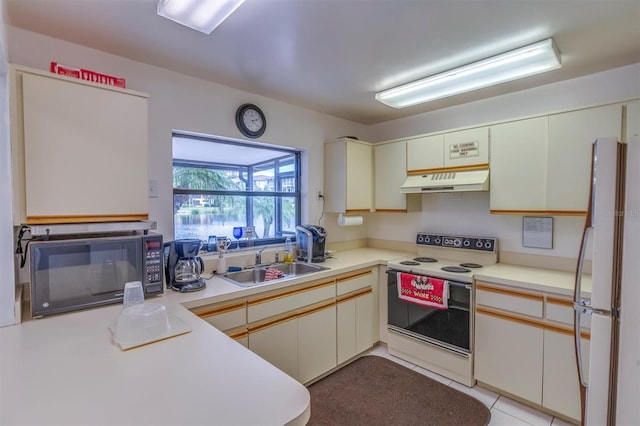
172,134 -> 301,248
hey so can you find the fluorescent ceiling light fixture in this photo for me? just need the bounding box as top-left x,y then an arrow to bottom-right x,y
157,0 -> 245,34
376,38 -> 561,108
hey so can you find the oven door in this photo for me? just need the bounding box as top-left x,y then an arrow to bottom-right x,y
387,269 -> 472,355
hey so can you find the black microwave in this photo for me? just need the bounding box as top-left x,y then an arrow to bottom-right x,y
29,233 -> 163,318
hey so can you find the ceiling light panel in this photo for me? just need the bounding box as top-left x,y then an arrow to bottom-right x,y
157,0 -> 245,35
376,38 -> 561,108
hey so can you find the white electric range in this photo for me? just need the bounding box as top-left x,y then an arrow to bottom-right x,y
386,232 -> 498,387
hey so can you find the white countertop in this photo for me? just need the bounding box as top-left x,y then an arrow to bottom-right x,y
475,263 -> 592,298
0,247 -> 590,425
0,248 -> 408,426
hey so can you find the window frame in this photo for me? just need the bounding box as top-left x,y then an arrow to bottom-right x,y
172,133 -> 301,250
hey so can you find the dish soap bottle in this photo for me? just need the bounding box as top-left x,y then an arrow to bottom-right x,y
284,237 -> 294,264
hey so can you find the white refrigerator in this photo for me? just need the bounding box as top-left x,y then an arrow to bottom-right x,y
573,135 -> 640,426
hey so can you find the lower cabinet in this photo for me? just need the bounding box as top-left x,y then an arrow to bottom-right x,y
475,309 -> 544,404
248,316 -> 299,379
543,329 -> 590,421
337,289 -> 374,364
298,302 -> 337,383
475,282 -> 591,422
191,269 -> 378,384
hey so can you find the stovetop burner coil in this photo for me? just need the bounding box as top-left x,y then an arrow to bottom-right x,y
441,266 -> 471,273
460,263 -> 483,268
414,257 -> 438,263
399,260 -> 420,266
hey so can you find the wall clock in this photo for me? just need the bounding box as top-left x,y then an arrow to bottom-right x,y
235,103 -> 266,138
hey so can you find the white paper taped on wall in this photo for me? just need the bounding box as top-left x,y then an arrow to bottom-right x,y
337,214 -> 364,226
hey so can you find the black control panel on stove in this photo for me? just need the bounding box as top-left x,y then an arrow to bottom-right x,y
416,233 -> 496,252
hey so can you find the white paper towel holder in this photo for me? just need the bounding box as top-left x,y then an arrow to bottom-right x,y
337,214 -> 364,226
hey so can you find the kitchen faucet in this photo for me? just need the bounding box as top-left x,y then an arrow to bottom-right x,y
255,246 -> 267,266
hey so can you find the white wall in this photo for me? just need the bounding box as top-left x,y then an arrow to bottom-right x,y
0,0 -> 17,326
7,27 -> 370,244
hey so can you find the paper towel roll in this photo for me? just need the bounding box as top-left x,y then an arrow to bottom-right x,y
337,214 -> 364,226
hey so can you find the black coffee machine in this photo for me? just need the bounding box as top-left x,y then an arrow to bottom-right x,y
163,239 -> 206,293
295,225 -> 327,263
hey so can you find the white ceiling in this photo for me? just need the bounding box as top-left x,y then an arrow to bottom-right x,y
6,0 -> 640,125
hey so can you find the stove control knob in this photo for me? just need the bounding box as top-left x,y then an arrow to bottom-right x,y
484,241 -> 493,250
424,236 -> 430,244
434,237 -> 441,245
453,238 -> 462,247
475,241 -> 483,248
417,235 -> 425,243
463,239 -> 471,247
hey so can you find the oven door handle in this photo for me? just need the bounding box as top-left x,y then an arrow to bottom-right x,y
386,269 -> 470,289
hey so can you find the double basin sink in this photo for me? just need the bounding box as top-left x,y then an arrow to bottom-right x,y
221,261 -> 329,287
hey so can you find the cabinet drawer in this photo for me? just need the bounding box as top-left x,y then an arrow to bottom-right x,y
546,296 -> 591,329
191,300 -> 246,332
248,279 -> 335,323
476,283 -> 543,318
336,269 -> 373,296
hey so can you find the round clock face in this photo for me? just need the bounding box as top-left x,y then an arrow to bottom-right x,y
236,104 -> 266,138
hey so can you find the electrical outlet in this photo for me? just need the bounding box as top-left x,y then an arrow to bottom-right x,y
317,190 -> 323,199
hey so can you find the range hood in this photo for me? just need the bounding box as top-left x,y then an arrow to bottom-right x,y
401,169 -> 490,193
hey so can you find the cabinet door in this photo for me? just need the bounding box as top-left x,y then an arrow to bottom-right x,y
248,316 -> 298,379
443,127 -> 489,168
406,134 -> 444,173
355,291 -> 375,353
345,141 -> 373,211
475,310 -> 543,404
298,303 -> 337,383
489,117 -> 548,213
21,72 -> 149,223
324,139 -> 373,213
337,289 -> 374,364
374,141 -> 420,212
543,329 -> 590,422
547,104 -> 622,213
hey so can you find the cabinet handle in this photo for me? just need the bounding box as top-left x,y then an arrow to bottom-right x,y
193,301 -> 246,318
476,283 -> 544,302
336,287 -> 372,303
248,279 -> 335,306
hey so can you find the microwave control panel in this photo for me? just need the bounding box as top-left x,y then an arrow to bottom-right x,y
142,234 -> 164,294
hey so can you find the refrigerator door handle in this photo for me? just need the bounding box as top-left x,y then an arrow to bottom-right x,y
573,224 -> 592,389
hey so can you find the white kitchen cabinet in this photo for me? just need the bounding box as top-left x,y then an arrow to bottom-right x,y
10,65 -> 150,225
475,282 -> 593,422
543,329 -> 590,421
489,104 -> 623,215
324,138 -> 373,214
475,309 -> 544,404
489,117 -> 548,213
443,127 -> 490,168
248,316 -> 299,379
546,104 -> 622,213
297,302 -> 337,383
336,268 -> 376,364
374,141 -> 421,212
407,128 -> 489,174
406,134 -> 444,173
191,300 -> 246,333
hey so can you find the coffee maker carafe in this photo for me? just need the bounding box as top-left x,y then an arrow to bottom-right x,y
163,239 -> 206,293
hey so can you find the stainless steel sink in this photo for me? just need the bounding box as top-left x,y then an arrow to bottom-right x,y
221,262 -> 329,287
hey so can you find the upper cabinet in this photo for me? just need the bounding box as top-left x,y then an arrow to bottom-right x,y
626,100 -> 640,142
490,117 -> 548,213
324,138 -> 373,214
407,127 -> 489,174
490,104 -> 623,215
10,65 -> 150,225
374,141 -> 420,213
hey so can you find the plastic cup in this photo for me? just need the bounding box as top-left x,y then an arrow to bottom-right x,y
123,281 -> 144,310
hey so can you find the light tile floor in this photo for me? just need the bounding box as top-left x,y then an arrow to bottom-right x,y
364,345 -> 576,426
